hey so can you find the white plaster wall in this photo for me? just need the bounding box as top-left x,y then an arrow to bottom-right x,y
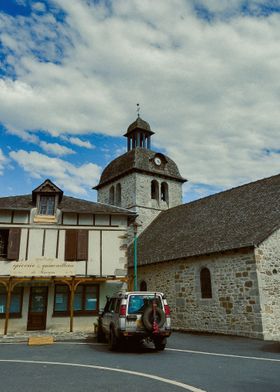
87,231 -> 101,275
95,214 -> 110,226
0,211 -> 12,223
79,214 -> 94,225
28,229 -> 44,259
102,230 -> 127,276
57,229 -> 65,260
14,212 -> 29,224
19,228 -> 28,261
111,215 -> 127,227
44,230 -> 58,258
63,213 -> 77,225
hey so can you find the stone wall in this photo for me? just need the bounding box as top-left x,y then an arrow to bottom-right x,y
134,249 -> 264,339
256,229 -> 280,341
97,173 -> 136,209
98,172 -> 183,240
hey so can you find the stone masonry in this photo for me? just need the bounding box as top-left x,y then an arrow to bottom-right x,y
98,171 -> 183,238
134,248 -> 265,339
256,229 -> 280,341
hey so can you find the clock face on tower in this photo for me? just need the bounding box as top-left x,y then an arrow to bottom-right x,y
154,157 -> 162,166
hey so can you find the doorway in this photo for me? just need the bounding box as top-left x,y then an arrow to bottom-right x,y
27,287 -> 48,331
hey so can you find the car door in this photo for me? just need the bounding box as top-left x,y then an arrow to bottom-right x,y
102,298 -> 116,334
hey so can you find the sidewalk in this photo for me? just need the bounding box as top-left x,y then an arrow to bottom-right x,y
0,331 -> 96,343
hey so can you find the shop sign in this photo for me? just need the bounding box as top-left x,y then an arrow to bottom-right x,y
11,258 -> 75,277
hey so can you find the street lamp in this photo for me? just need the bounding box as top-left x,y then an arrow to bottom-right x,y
132,221 -> 141,291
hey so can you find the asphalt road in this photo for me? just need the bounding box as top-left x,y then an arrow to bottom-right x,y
0,332 -> 279,392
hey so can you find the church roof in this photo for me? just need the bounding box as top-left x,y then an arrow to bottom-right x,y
124,117 -> 154,137
130,173 -> 280,266
94,147 -> 186,189
0,194 -> 135,215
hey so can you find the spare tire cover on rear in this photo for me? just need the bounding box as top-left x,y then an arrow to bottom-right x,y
142,306 -> 166,331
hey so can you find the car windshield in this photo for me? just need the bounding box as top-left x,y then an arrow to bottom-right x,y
128,294 -> 162,314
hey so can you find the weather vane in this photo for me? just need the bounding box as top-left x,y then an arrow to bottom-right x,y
136,103 -> 140,118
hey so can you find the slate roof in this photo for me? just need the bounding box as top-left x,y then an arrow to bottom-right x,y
124,117 -> 154,136
95,147 -> 186,189
131,173 -> 280,266
0,194 -> 135,215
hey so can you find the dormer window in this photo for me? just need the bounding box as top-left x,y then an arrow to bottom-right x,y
32,179 -> 63,224
39,195 -> 55,215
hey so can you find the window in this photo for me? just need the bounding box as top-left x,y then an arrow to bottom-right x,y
54,284 -> 99,316
39,195 -> 55,215
0,230 -> 9,259
54,285 -> 69,314
0,286 -> 23,318
161,182 -> 169,203
74,285 -> 98,313
65,230 -> 88,261
200,268 -> 212,299
128,294 -> 163,314
0,228 -> 21,260
109,186 -> 115,205
151,180 -> 159,201
116,183 -> 121,206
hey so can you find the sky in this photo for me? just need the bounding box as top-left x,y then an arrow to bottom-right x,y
0,0 -> 280,203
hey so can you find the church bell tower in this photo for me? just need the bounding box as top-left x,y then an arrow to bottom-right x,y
94,116 -> 186,235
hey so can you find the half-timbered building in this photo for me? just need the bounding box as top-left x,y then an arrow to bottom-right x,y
0,179 -> 135,334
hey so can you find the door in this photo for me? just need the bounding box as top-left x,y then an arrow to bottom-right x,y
27,287 -> 48,331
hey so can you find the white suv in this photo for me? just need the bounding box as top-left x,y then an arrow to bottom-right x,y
97,291 -> 171,351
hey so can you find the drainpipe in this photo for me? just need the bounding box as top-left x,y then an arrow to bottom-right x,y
133,222 -> 141,291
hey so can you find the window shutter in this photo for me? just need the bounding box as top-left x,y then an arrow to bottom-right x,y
7,228 -> 21,260
65,230 -> 78,261
77,230 -> 88,261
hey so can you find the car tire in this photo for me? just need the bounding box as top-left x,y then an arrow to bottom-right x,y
97,326 -> 106,343
154,337 -> 167,351
142,306 -> 166,331
108,328 -> 119,351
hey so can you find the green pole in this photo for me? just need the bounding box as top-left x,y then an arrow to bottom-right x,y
133,232 -> 137,291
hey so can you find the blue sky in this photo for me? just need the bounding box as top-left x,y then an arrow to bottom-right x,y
1,1 -> 280,203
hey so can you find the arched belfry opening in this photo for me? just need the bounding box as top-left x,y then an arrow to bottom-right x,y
161,182 -> 169,203
151,180 -> 159,202
123,116 -> 154,151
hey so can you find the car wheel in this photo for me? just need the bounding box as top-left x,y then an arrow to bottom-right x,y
154,337 -> 167,351
142,306 -> 166,331
97,326 -> 106,343
108,328 -> 118,351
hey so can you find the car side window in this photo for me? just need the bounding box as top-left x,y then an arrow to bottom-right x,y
103,299 -> 110,313
115,299 -> 121,314
108,298 -> 116,312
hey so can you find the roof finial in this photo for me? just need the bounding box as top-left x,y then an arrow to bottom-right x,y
136,103 -> 140,118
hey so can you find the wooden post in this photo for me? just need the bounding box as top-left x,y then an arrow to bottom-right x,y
4,278 -> 12,336
69,277 -> 75,332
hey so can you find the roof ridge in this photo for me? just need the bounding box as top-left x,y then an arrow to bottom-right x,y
0,194 -> 31,200
168,172 -> 280,213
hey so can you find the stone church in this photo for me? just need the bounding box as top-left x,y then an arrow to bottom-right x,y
95,116 -> 280,342
1,115 -> 279,341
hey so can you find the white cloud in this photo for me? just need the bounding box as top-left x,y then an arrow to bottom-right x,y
39,141 -> 75,156
9,149 -> 101,195
68,137 -> 94,149
1,0 -> 280,198
31,2 -> 46,13
193,1 -> 280,16
0,148 -> 7,175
